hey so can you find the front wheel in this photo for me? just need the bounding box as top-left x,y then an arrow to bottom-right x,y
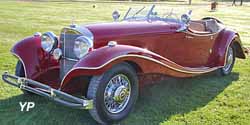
87,63 -> 138,124
219,45 -> 236,75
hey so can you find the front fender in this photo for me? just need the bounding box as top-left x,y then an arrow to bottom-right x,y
60,45 -> 219,90
11,36 -> 59,79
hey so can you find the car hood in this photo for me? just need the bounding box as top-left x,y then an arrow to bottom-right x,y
85,21 -> 180,48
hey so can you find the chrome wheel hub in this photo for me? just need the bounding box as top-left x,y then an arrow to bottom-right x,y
104,74 -> 131,114
113,86 -> 129,103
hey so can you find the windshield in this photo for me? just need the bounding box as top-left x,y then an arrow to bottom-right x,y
123,5 -> 183,23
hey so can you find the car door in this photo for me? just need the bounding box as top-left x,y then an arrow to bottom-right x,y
181,32 -> 216,67
156,30 -> 216,68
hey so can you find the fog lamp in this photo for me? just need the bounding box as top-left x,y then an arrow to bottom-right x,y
53,48 -> 62,60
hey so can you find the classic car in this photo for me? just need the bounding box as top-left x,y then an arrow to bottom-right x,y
2,5 -> 246,124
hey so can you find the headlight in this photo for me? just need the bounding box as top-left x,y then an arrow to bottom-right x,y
41,32 -> 58,52
73,36 -> 93,59
53,48 -> 62,60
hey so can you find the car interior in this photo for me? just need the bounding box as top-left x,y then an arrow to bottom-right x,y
188,19 -> 223,34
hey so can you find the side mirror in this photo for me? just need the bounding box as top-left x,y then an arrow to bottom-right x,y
180,10 -> 192,24
181,14 -> 190,24
177,10 -> 192,32
112,10 -> 120,21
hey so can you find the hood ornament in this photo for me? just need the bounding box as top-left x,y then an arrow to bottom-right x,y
70,16 -> 77,28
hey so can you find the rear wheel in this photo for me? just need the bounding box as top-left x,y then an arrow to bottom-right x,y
15,61 -> 33,95
219,45 -> 235,76
87,63 -> 138,124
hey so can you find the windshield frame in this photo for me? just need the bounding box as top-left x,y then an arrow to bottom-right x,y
122,5 -> 182,24
123,5 -> 155,21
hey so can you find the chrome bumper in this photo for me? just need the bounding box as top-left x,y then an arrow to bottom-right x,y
2,72 -> 93,109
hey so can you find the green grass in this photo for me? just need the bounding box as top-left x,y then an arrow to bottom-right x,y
0,1 -> 250,125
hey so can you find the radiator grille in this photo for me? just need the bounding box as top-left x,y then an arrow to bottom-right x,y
59,33 -> 82,79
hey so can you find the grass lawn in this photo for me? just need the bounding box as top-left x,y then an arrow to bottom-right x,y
0,1 -> 250,125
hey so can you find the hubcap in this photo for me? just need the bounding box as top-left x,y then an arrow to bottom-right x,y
223,47 -> 233,72
113,86 -> 129,103
104,74 -> 131,114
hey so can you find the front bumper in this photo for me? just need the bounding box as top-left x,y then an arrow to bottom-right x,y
2,72 -> 93,109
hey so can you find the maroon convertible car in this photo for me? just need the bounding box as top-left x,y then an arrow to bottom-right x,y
2,5 -> 246,124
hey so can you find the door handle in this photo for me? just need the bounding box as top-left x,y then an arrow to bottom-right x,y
185,35 -> 194,39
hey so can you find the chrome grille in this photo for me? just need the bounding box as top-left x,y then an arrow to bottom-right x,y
59,33 -> 81,79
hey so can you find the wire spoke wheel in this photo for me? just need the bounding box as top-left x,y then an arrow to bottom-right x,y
104,74 -> 131,114
87,63 -> 138,124
223,47 -> 234,72
220,45 -> 235,76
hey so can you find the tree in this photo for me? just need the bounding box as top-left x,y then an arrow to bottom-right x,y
232,0 -> 243,6
232,0 -> 236,5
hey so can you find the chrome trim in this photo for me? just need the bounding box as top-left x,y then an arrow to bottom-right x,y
53,48 -> 62,60
63,29 -> 66,73
62,56 -> 79,62
78,36 -> 93,47
43,31 -> 57,39
11,52 -> 27,78
123,7 -> 131,20
146,5 -> 155,19
223,40 -> 233,66
223,46 -> 233,71
104,74 -> 131,114
60,25 -> 94,78
60,54 -> 225,86
108,41 -> 117,47
70,24 -> 77,28
112,10 -> 120,21
74,36 -> 94,59
50,88 -> 56,97
61,25 -> 94,41
41,31 -> 58,52
2,72 -> 93,110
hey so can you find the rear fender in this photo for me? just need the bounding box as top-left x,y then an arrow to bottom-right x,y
11,36 -> 59,79
232,36 -> 246,59
212,28 -> 246,66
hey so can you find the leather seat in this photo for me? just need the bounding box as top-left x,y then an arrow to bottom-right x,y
205,19 -> 221,33
188,19 -> 222,34
188,21 -> 210,34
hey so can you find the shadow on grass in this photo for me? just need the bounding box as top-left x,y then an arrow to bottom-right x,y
125,72 -> 239,124
0,72 -> 239,125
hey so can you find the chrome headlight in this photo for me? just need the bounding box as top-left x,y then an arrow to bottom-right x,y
53,48 -> 62,60
73,36 -> 93,59
41,32 -> 58,52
